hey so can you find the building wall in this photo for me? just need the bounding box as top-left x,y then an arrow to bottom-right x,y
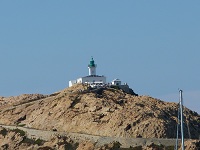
69,78 -> 83,87
88,67 -> 96,76
112,80 -> 121,85
77,78 -> 83,84
69,76 -> 106,87
82,76 -> 106,84
69,80 -> 77,87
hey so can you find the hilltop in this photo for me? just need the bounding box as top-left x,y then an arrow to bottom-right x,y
0,84 -> 200,149
0,84 -> 199,138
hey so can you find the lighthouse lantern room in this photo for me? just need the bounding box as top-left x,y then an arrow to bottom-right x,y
88,57 -> 97,76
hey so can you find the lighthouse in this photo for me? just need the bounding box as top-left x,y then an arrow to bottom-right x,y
69,57 -> 106,87
88,57 -> 97,76
68,57 -> 131,92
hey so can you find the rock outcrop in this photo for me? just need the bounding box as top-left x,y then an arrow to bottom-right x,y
0,94 -> 47,106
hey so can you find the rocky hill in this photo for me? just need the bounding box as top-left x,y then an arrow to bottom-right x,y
0,84 -> 200,149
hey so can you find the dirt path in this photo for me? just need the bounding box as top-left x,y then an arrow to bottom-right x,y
0,124 -> 179,148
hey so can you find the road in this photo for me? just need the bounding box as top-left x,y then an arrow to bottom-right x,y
0,124 -> 179,148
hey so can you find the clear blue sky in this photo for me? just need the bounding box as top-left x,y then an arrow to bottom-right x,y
0,1 -> 200,113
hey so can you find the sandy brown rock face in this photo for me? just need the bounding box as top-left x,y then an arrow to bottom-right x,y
0,127 -> 37,150
0,84 -> 200,139
182,140 -> 200,150
0,94 -> 47,107
76,141 -> 95,150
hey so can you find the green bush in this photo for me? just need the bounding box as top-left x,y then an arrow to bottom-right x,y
0,128 -> 8,137
21,137 -> 34,144
18,124 -> 26,127
37,146 -> 54,150
21,137 -> 45,146
111,141 -> 121,149
34,138 -> 45,146
11,128 -> 26,136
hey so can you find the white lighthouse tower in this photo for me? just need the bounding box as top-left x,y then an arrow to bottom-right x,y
88,57 -> 97,76
69,57 -> 106,87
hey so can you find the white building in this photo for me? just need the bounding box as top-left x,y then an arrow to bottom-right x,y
111,78 -> 130,93
69,58 -> 106,87
111,79 -> 122,86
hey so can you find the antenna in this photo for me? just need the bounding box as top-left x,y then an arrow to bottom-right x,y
179,90 -> 185,150
175,102 -> 180,150
175,90 -> 185,150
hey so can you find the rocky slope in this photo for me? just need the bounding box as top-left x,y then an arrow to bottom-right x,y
0,84 -> 200,140
0,126 -> 116,150
1,126 -> 200,150
0,94 -> 47,107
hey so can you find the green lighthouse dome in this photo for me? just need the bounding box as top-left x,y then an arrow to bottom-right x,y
88,57 -> 96,67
